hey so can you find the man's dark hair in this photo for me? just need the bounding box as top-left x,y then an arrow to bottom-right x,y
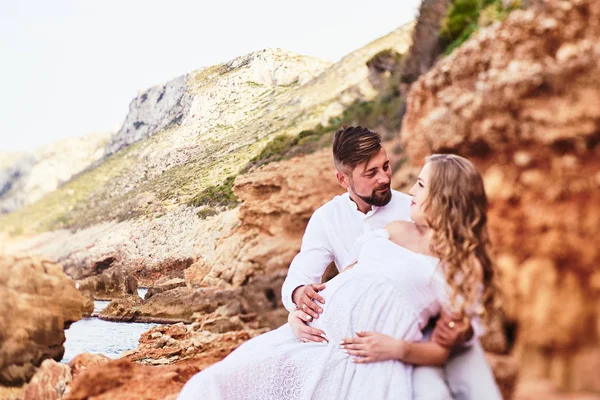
332,125 -> 382,171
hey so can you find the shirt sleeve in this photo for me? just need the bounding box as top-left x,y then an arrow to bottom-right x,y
281,208 -> 335,312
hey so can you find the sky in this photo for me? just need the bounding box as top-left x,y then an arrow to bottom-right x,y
0,0 -> 420,152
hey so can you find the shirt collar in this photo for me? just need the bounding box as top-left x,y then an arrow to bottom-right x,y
345,192 -> 383,217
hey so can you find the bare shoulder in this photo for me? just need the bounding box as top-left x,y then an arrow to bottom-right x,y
386,221 -> 417,245
386,220 -> 415,233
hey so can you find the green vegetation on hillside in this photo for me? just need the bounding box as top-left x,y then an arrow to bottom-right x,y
243,96 -> 405,172
187,175 -> 238,209
441,0 -> 522,54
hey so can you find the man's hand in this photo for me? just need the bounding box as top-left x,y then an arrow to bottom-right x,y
432,310 -> 473,348
340,331 -> 403,363
292,283 -> 326,320
288,309 -> 328,343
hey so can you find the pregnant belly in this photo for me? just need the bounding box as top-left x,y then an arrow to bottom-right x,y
308,270 -> 422,343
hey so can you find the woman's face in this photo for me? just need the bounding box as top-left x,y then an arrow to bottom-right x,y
408,162 -> 431,225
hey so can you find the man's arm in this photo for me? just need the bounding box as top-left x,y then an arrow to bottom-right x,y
281,208 -> 335,312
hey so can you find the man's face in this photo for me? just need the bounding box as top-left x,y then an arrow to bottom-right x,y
340,147 -> 393,207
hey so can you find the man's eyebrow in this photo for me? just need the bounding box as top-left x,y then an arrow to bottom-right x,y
363,161 -> 390,175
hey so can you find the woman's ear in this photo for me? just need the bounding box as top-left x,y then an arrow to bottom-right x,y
336,170 -> 349,190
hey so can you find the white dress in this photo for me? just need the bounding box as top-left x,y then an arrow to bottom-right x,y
178,232 -> 447,400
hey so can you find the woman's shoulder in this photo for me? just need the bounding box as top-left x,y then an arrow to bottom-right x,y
386,220 -> 416,238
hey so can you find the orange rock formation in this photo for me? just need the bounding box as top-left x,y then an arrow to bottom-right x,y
401,0 -> 600,392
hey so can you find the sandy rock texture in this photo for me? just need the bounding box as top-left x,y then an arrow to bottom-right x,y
99,270 -> 288,327
65,329 -> 257,400
401,0 -> 600,392
12,328 -> 264,400
23,359 -> 71,400
190,149 -> 344,288
0,256 -> 84,386
77,268 -> 138,300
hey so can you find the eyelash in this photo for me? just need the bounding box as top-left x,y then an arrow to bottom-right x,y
418,182 -> 424,187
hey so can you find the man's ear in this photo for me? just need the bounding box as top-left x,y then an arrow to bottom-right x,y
336,170 -> 349,190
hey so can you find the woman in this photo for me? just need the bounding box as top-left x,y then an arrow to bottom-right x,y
178,154 -> 498,400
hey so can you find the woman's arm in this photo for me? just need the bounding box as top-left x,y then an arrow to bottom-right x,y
341,331 -> 451,366
396,340 -> 451,366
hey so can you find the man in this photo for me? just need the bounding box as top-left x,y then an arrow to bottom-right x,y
281,126 -> 501,400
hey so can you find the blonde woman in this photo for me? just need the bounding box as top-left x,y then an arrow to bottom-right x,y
178,153 -> 500,400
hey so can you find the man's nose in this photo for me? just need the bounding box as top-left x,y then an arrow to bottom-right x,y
377,170 -> 390,185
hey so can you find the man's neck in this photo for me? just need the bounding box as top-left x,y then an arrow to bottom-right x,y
348,192 -> 372,214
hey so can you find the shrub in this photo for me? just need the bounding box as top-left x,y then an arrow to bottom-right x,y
187,175 -> 238,208
196,208 -> 219,219
441,0 -> 520,55
250,134 -> 297,164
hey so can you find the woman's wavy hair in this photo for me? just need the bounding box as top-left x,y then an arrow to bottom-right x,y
423,154 -> 500,326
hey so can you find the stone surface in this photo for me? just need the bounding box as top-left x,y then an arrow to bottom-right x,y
104,75 -> 190,157
0,256 -> 84,386
98,295 -> 144,321
195,149 -> 344,288
122,323 -> 264,365
68,353 -> 111,382
515,380 -> 600,400
144,277 -> 187,300
401,0 -> 600,392
80,290 -> 94,317
64,328 -> 259,400
99,271 -> 288,327
486,353 -> 519,400
77,268 -> 138,300
0,385 -> 24,400
23,359 -> 71,400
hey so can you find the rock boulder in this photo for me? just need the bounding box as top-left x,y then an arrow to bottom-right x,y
0,256 -> 83,386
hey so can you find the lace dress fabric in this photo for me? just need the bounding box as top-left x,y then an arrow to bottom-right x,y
178,236 -> 445,400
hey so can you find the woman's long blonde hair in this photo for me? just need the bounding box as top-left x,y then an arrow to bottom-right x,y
423,154 -> 499,325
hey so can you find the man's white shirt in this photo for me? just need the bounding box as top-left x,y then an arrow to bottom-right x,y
281,189 -> 412,312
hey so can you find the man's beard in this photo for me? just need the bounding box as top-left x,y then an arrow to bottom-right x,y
353,183 -> 392,207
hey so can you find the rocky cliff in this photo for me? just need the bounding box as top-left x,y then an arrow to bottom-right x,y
0,23 -> 412,238
0,133 -> 110,216
401,0 -> 600,392
1,24 -> 414,286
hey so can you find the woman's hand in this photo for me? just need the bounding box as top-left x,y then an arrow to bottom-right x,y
288,309 -> 328,343
340,331 -> 405,363
432,310 -> 472,348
